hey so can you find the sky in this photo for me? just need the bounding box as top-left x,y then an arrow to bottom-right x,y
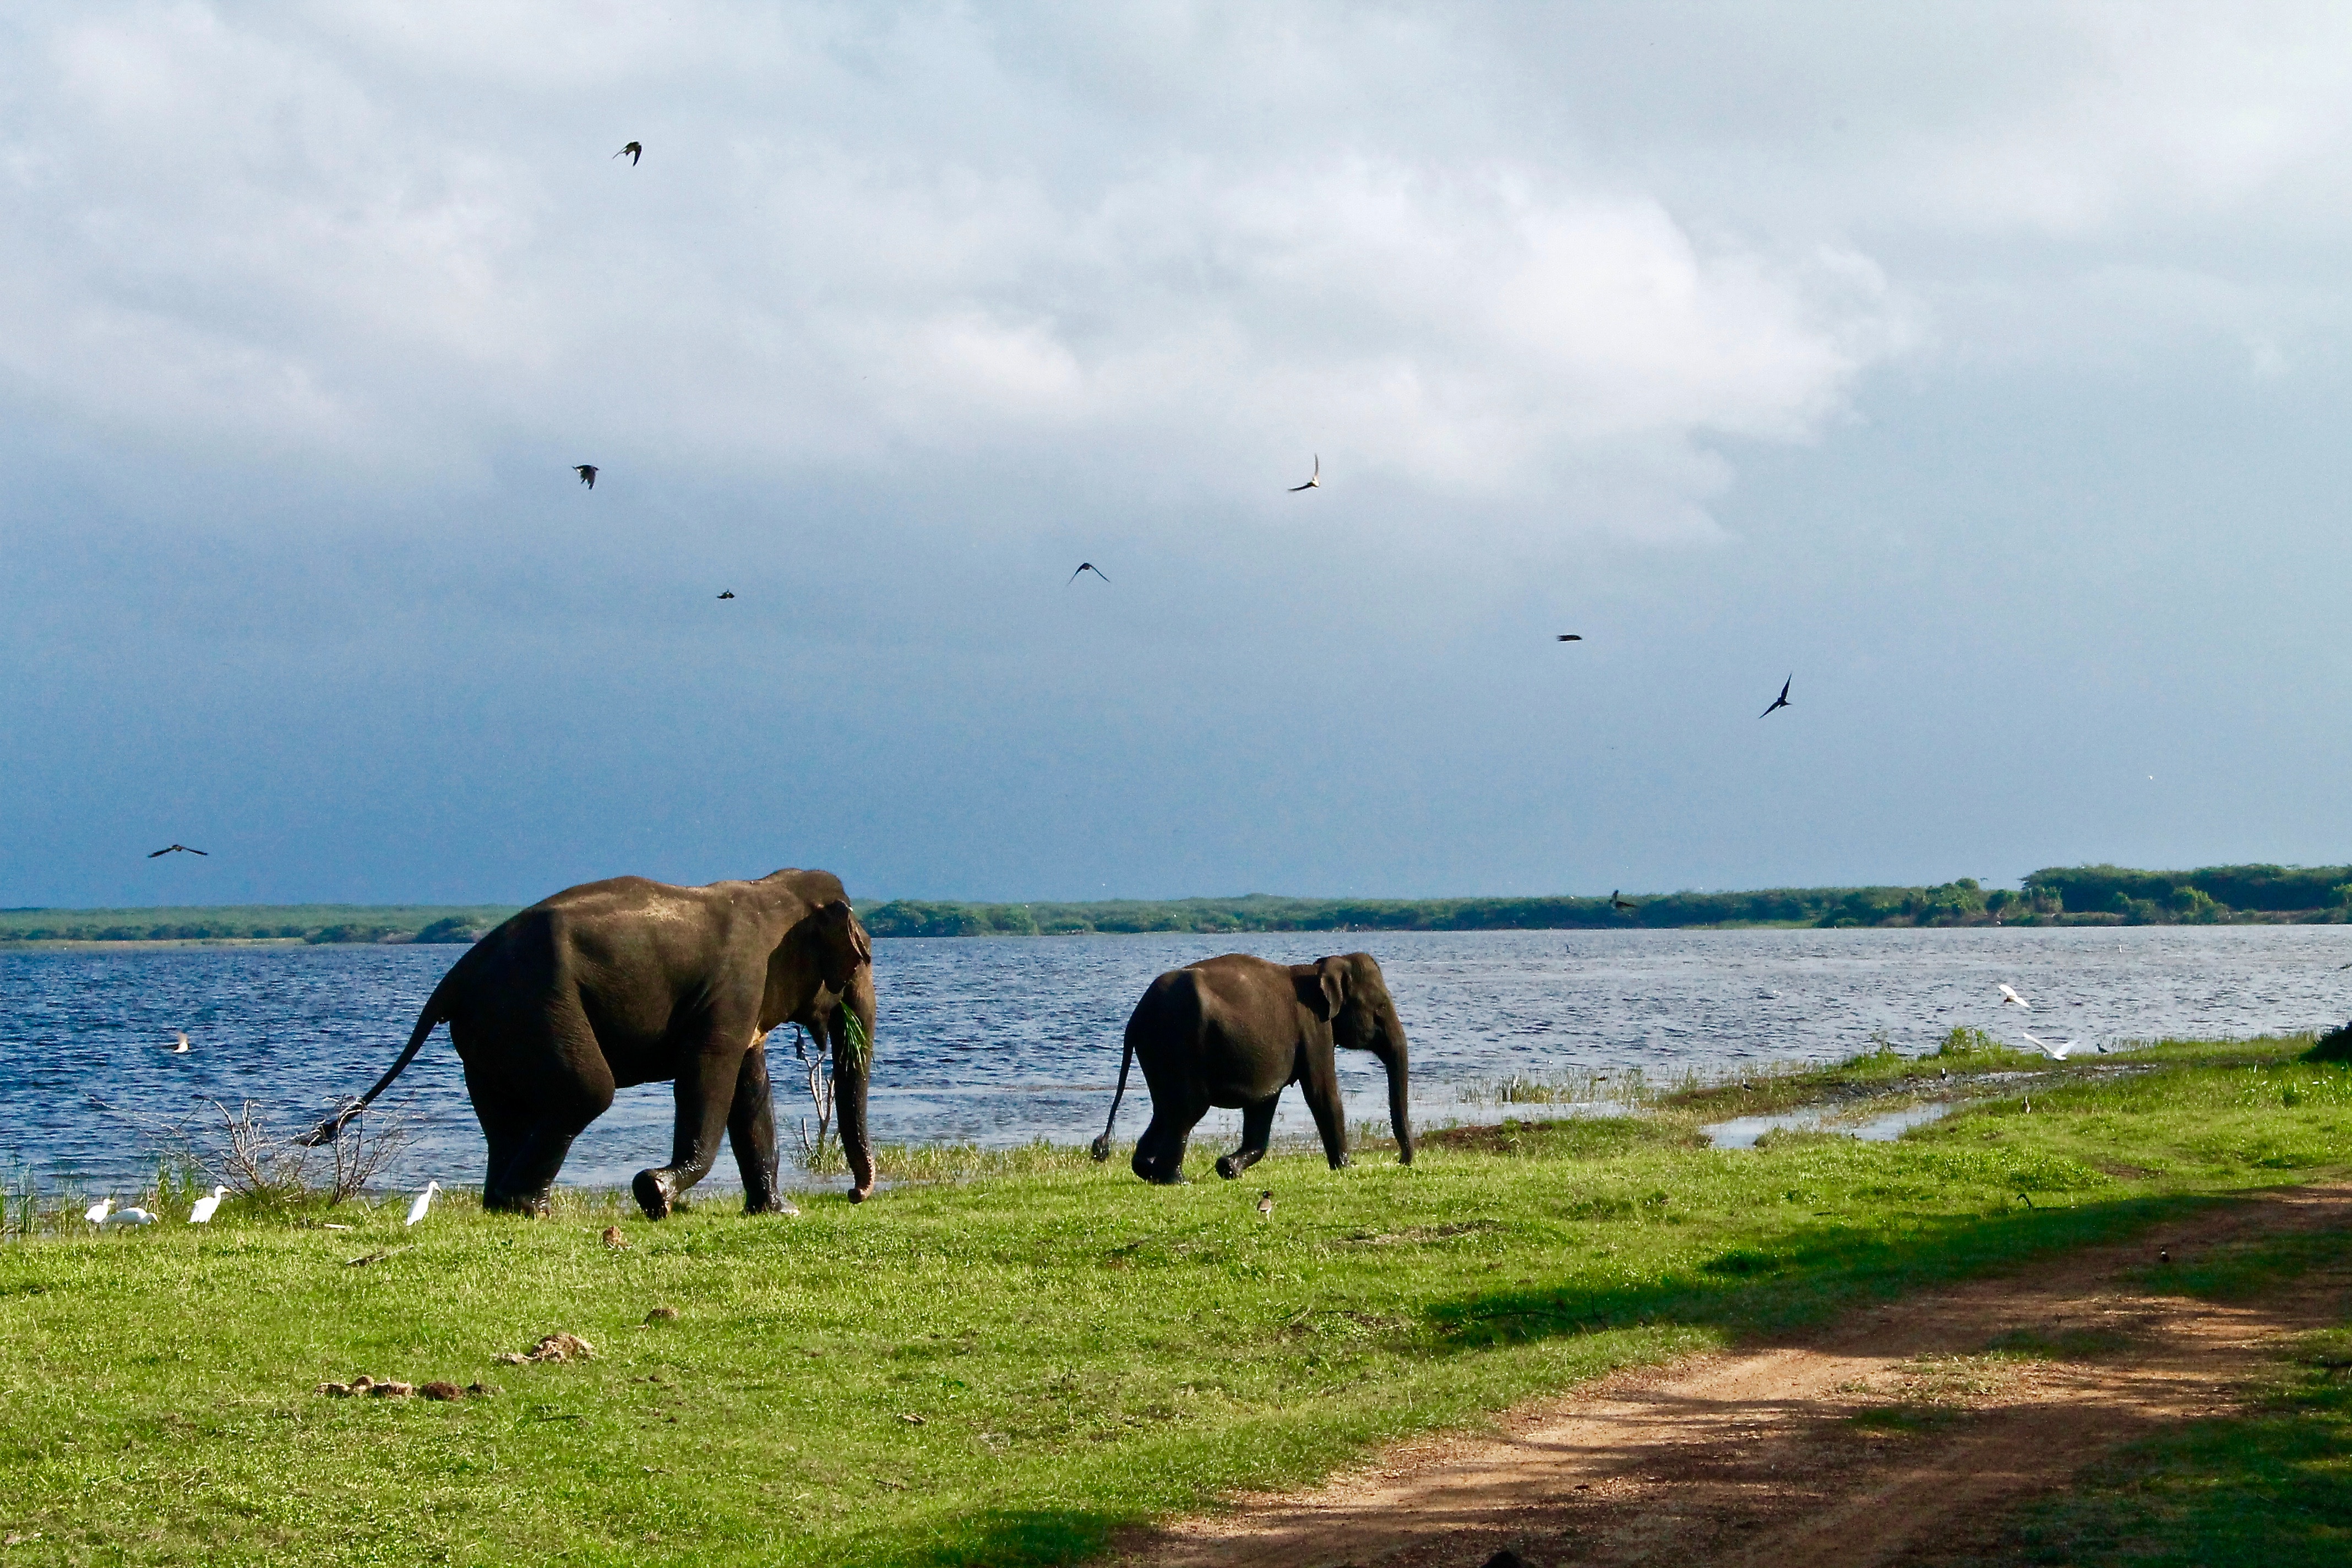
5,2 -> 2352,910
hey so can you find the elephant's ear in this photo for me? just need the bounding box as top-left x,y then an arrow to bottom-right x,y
1294,957 -> 1348,1021
814,899 -> 871,987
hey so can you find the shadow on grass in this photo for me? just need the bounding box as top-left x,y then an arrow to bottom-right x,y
898,1507 -> 1126,1568
1424,1191 -> 2236,1351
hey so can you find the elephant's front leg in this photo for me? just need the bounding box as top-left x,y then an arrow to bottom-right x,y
634,1044 -> 738,1220
1215,1096 -> 1279,1180
1299,1049 -> 1352,1170
727,1035 -> 789,1215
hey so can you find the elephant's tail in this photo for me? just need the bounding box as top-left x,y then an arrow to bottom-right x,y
1090,1030 -> 1138,1162
297,979 -> 453,1146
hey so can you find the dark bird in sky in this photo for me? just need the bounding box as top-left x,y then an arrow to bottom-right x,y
1557,634 -> 1583,642
615,141 -> 642,165
1759,674 -> 1793,717
574,464 -> 597,488
148,844 -> 207,858
716,591 -> 736,600
1611,890 -> 1636,912
1068,562 -> 1110,584
1289,455 -> 1321,491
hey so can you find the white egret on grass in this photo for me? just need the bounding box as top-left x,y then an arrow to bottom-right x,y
188,1186 -> 228,1223
83,1197 -> 112,1224
101,1207 -> 157,1226
405,1181 -> 440,1227
1999,983 -> 2031,1010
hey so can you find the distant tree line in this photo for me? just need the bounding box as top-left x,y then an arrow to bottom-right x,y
0,905 -> 515,944
863,863 -> 2352,937
8,863 -> 2348,944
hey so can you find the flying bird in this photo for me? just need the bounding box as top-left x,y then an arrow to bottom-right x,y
170,1031 -> 190,1054
614,141 -> 642,165
1068,562 -> 1110,585
101,1207 -> 157,1227
83,1197 -> 112,1224
1611,890 -> 1637,912
187,1186 -> 228,1224
574,464 -> 598,489
1557,634 -> 1583,642
716,591 -> 736,600
1289,455 -> 1321,492
148,844 -> 207,858
1998,983 -> 2031,1010
405,1181 -> 440,1227
1256,1189 -> 1274,1218
2021,1032 -> 2098,1060
1758,675 -> 1793,718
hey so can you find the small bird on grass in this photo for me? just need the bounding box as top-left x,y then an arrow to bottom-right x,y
148,844 -> 207,858
615,141 -> 643,165
1758,675 -> 1793,718
188,1186 -> 228,1224
405,1181 -> 440,1227
2158,1248 -> 2171,1265
574,464 -> 598,489
601,1224 -> 628,1249
169,1031 -> 190,1054
1068,562 -> 1110,585
1999,983 -> 2032,1010
1289,455 -> 1321,491
1256,1189 -> 1273,1219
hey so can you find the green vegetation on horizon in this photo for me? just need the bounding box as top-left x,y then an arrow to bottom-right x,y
8,859 -> 2352,944
2,1036 -> 2346,1566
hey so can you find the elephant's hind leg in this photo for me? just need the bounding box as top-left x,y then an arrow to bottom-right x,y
1215,1095 -> 1279,1179
1130,1082 -> 1208,1185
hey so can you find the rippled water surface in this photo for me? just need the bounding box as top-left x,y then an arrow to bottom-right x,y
6,925 -> 2349,1192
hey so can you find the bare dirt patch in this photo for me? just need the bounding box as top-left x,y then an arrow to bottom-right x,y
1106,1184 -> 2352,1568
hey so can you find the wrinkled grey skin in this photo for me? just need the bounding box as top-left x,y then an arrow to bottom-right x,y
302,868 -> 875,1218
1091,951 -> 1414,1184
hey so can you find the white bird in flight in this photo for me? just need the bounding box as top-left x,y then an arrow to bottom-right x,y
170,1031 -> 190,1054
1998,983 -> 2031,1010
83,1196 -> 112,1224
2020,1032 -> 2098,1060
187,1185 -> 228,1224
405,1181 -> 440,1227
101,1207 -> 157,1226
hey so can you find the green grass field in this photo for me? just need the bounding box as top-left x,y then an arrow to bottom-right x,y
1,1038 -> 2346,1566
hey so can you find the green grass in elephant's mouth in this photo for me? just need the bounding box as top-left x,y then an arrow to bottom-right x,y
1,1035 -> 2345,1567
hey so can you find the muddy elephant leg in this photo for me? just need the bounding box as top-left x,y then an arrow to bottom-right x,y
1130,1080 -> 1208,1185
466,1025 -> 613,1217
1215,1095 -> 1280,1180
1300,1051 -> 1351,1170
635,1044 -> 738,1220
727,1038 -> 788,1215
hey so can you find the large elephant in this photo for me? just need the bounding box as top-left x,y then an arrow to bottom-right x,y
1090,951 -> 1414,1183
303,868 -> 876,1217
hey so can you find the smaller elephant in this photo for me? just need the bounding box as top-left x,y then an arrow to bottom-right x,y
1091,951 -> 1414,1183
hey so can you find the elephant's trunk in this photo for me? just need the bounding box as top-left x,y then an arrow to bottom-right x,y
834,970 -> 877,1202
1381,1008 -> 1414,1166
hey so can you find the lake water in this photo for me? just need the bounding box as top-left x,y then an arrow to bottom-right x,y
5,924 -> 2348,1194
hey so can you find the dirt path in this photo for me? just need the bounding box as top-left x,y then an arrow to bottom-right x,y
1109,1184 -> 2352,1568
